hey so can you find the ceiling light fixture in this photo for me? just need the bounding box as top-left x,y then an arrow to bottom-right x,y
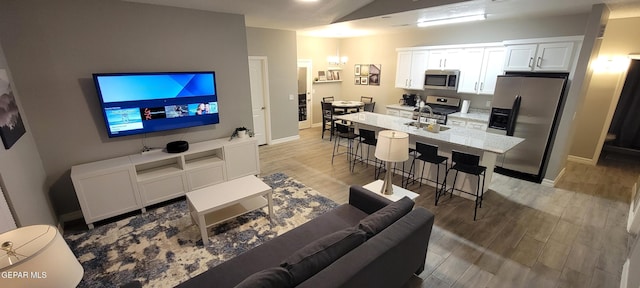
327,49 -> 348,66
417,14 -> 486,27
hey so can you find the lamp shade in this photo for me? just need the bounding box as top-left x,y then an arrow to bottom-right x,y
0,225 -> 84,287
375,130 -> 409,162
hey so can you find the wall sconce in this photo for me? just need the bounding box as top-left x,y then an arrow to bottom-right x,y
327,49 -> 348,65
592,56 -> 630,73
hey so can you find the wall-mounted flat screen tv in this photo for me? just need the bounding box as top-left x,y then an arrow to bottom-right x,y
93,71 -> 219,138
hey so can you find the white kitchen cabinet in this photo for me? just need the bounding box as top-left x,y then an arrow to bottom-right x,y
466,120 -> 488,131
386,105 -> 416,119
447,118 -> 467,127
71,137 -> 259,228
395,50 -> 428,90
504,42 -> 574,72
458,47 -> 505,95
426,49 -> 463,70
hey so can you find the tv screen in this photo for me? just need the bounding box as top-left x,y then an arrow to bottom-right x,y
93,71 -> 219,138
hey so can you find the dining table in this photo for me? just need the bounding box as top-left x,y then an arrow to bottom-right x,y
332,100 -> 364,114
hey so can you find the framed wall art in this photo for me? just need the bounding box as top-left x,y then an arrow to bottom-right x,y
0,69 -> 26,149
354,64 -> 381,86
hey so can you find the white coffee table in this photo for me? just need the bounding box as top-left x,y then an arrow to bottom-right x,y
186,175 -> 273,245
363,180 -> 419,202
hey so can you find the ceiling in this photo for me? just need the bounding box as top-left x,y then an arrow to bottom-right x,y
123,0 -> 640,37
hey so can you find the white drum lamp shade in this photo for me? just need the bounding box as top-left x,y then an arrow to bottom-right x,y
0,225 -> 84,287
375,130 -> 409,195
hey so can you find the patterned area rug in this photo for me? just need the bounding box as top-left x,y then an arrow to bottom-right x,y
64,173 -> 338,288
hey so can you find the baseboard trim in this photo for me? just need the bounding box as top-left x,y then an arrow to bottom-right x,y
621,259 -> 630,288
59,210 -> 83,224
270,135 -> 300,145
567,155 -> 595,165
541,167 -> 566,187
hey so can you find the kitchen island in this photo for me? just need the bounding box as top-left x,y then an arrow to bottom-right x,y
336,112 -> 524,195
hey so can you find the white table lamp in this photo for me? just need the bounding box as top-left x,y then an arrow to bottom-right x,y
375,130 -> 409,195
0,225 -> 84,287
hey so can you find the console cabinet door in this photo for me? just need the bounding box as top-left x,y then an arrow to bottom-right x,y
186,162 -> 226,190
73,167 -> 140,224
138,174 -> 187,206
224,139 -> 260,180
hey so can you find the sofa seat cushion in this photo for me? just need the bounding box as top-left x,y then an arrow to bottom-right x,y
175,204 -> 369,288
358,196 -> 414,238
281,227 -> 366,285
233,267 -> 292,288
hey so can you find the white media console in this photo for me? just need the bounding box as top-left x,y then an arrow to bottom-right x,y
70,137 -> 260,228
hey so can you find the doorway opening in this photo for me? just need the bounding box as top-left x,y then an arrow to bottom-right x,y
297,60 -> 312,129
601,59 -> 640,163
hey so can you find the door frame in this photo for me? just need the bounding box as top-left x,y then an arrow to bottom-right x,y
248,56 -> 272,145
297,59 -> 313,129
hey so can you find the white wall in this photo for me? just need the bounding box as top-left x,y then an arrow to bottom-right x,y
0,0 -> 253,216
0,44 -> 56,226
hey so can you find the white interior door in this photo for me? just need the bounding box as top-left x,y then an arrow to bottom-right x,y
297,59 -> 312,129
248,57 -> 270,145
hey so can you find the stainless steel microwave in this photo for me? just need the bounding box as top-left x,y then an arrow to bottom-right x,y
424,70 -> 460,90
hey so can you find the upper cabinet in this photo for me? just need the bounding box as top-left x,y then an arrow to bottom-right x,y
426,49 -> 463,70
503,41 -> 576,72
457,47 -> 505,95
395,49 -> 428,90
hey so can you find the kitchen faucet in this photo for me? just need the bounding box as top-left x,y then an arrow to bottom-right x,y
417,104 -> 433,129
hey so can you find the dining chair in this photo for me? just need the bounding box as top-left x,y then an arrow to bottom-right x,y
323,96 -> 335,102
363,102 -> 375,112
321,101 -> 336,141
360,96 -> 373,103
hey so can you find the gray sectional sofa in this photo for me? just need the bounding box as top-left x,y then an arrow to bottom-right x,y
175,185 -> 435,288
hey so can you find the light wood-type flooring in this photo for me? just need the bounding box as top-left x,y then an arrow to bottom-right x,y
260,127 -> 639,288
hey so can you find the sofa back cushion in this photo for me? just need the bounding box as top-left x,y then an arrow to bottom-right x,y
280,227 -> 366,285
358,196 -> 414,238
233,267 -> 292,288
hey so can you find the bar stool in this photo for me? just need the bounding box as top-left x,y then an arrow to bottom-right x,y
405,143 -> 448,201
332,122 -> 358,166
352,128 -> 382,176
441,150 -> 486,221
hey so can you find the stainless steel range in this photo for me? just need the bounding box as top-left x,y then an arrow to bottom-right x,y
413,96 -> 460,124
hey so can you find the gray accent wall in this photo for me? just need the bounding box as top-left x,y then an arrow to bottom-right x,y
246,28 -> 299,141
0,0 -> 253,216
0,45 -> 56,226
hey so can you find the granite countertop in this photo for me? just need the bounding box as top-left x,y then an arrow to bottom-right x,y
448,109 -> 490,122
335,112 -> 523,154
386,104 -> 417,112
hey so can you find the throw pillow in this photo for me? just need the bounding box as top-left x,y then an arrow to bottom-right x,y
233,267 -> 292,288
358,196 -> 414,238
280,227 -> 366,285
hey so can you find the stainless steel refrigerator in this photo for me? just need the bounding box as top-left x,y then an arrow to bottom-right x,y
487,73 -> 568,183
